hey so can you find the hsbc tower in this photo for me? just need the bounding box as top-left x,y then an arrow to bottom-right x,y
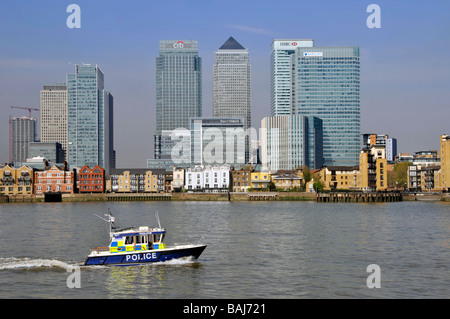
270,39 -> 314,116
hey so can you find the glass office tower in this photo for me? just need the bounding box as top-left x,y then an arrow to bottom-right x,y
261,115 -> 323,171
10,116 -> 36,163
294,46 -> 360,167
154,40 -> 202,159
270,40 -> 314,116
67,64 -> 114,173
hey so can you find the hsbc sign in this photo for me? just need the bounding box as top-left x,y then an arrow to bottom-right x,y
273,40 -> 314,50
278,41 -> 298,46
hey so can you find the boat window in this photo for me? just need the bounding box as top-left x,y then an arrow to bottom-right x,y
153,233 -> 165,243
135,235 -> 141,244
125,236 -> 133,245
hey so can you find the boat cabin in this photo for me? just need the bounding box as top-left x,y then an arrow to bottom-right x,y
109,226 -> 166,253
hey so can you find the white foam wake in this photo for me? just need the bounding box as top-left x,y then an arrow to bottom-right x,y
157,256 -> 197,266
0,257 -> 74,271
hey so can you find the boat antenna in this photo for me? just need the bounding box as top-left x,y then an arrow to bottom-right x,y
155,211 -> 162,228
94,208 -> 117,238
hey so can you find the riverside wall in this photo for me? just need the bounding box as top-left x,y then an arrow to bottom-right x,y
2,192 -> 449,203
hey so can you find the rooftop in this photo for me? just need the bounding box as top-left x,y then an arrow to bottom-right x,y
219,36 -> 245,50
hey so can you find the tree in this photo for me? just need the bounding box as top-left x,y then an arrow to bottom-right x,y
302,166 -> 311,183
313,179 -> 324,192
267,181 -> 276,192
392,162 -> 411,189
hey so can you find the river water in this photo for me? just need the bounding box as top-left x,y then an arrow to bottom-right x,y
0,200 -> 448,299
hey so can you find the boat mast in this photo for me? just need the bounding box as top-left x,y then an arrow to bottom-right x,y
94,208 -> 116,241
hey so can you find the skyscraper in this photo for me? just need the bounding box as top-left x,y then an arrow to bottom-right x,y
213,37 -> 251,164
40,84 -> 68,159
155,40 -> 202,159
270,39 -> 314,116
270,40 -> 360,167
67,64 -> 114,173
294,46 -> 360,167
213,37 -> 251,130
10,116 -> 36,163
260,115 -> 323,171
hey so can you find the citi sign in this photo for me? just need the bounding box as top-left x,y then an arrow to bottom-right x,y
173,41 -> 184,48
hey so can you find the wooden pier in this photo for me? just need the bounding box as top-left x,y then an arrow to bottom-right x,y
316,192 -> 402,203
248,192 -> 278,201
107,193 -> 172,202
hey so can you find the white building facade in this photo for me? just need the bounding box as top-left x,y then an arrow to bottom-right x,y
185,164 -> 230,192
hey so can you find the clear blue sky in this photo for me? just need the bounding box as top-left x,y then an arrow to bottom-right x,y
1,0 -> 449,167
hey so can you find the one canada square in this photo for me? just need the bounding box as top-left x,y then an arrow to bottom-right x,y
213,36 -> 251,163
154,40 -> 202,159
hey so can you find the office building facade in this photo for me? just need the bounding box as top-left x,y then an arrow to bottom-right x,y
10,116 -> 36,163
67,64 -> 114,173
155,40 -> 202,159
40,84 -> 68,159
190,117 -> 246,167
28,142 -> 64,164
213,37 -> 251,132
213,37 -> 251,163
293,46 -> 360,167
260,115 -> 323,171
270,39 -> 314,116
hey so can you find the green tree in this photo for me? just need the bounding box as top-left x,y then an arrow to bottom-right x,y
393,162 -> 411,189
302,166 -> 311,183
313,179 -> 324,192
268,181 -> 276,191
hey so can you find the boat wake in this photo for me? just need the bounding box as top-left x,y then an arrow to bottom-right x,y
0,257 -> 76,271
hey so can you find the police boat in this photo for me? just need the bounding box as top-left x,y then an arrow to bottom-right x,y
84,211 -> 206,266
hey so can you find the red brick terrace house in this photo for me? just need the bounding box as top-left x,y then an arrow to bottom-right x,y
78,165 -> 105,193
34,165 -> 76,195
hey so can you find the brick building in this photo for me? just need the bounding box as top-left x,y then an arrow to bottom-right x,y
34,165 -> 76,195
78,165 -> 105,193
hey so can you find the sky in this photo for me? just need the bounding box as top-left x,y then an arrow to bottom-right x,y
0,0 -> 449,168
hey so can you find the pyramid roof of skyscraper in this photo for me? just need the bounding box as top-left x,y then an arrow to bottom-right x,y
219,36 -> 245,50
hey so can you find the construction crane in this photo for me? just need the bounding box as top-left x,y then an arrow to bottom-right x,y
10,106 -> 40,119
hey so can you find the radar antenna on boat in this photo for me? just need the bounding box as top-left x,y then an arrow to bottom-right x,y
94,208 -> 117,239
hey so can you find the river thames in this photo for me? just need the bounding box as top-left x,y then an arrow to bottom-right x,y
0,200 -> 448,299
